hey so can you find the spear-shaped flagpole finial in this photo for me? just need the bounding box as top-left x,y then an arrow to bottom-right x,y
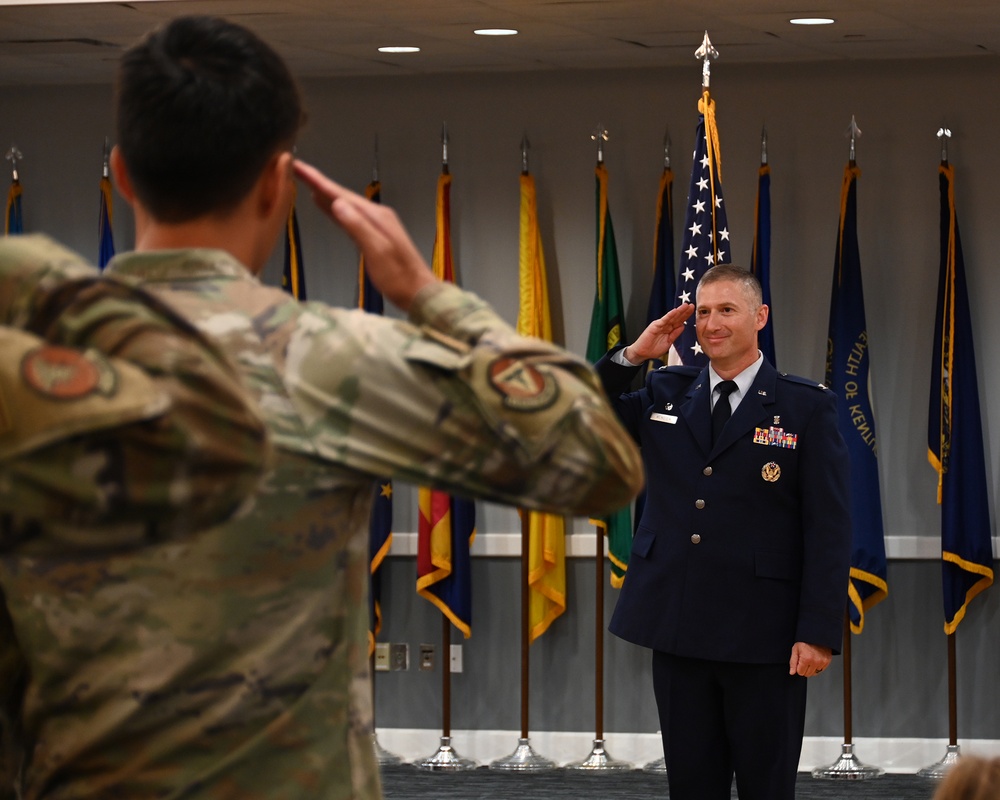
663,127 -> 671,170
5,145 -> 22,181
520,133 -> 530,174
695,31 -> 719,89
591,124 -> 609,165
760,125 -> 768,166
441,122 -> 449,173
102,137 -> 111,178
372,134 -> 380,183
845,115 -> 862,163
937,126 -> 952,164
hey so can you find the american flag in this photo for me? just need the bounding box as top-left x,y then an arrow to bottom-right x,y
671,92 -> 731,367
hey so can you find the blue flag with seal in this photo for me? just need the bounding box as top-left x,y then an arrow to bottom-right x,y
98,174 -> 115,269
929,162 -> 994,634
826,163 -> 888,634
672,89 -> 731,366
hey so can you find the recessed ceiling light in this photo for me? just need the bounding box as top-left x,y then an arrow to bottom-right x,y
789,17 -> 835,25
474,28 -> 519,36
378,46 -> 420,53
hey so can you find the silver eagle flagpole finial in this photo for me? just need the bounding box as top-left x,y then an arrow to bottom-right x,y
521,133 -> 530,174
695,31 -> 719,89
102,137 -> 111,178
937,126 -> 952,164
591,124 -> 609,165
663,127 -> 671,170
846,115 -> 862,164
5,145 -> 22,181
761,126 -> 769,166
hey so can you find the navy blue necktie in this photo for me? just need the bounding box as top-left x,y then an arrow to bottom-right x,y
712,380 -> 738,445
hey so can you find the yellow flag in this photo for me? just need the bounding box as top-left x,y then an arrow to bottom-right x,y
518,172 -> 566,641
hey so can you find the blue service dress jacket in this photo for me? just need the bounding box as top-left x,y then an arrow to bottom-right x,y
597,350 -> 852,664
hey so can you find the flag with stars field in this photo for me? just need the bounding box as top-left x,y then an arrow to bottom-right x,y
671,90 -> 731,367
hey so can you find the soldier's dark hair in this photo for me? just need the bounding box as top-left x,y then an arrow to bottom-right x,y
696,263 -> 763,308
115,15 -> 305,223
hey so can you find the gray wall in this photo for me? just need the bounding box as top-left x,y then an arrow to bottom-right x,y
2,54 -> 998,742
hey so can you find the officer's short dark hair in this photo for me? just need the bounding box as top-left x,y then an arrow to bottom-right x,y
116,15 -> 305,223
696,264 -> 763,308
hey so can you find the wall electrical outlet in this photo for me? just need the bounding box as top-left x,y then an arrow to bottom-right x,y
390,642 -> 409,671
419,644 -> 435,671
374,642 -> 390,672
449,644 -> 463,673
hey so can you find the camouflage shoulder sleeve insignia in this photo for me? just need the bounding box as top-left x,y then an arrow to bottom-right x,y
0,328 -> 169,461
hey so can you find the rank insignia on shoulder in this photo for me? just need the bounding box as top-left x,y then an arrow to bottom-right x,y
21,345 -> 118,400
488,357 -> 559,411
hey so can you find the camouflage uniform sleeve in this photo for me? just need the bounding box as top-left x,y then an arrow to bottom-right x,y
292,281 -> 644,517
0,235 -> 269,548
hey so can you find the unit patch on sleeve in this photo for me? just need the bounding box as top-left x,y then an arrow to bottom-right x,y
488,357 -> 559,411
21,345 -> 119,400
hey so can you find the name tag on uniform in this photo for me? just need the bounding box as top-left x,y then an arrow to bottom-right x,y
650,412 -> 678,424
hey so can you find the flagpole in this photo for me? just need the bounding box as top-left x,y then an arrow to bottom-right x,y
918,127 -> 965,780
813,119 -> 883,781
568,124 -> 630,773
417,125 -> 476,772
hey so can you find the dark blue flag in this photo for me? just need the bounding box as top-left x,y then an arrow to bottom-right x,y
282,191 -> 306,300
5,178 -> 22,235
360,180 -> 393,652
672,90 -> 731,367
645,165 -> 675,370
751,163 -> 775,366
826,163 -> 888,634
929,163 -> 994,634
98,175 -> 115,269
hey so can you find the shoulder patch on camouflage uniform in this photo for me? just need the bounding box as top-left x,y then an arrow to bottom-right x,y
21,345 -> 118,400
488,357 -> 559,411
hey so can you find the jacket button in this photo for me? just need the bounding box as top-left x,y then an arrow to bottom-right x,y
703,466 -> 713,476
691,534 -> 702,544
695,499 -> 705,509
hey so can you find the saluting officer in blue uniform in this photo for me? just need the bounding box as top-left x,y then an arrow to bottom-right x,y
596,264 -> 851,800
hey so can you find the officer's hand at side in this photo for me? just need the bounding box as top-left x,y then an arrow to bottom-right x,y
789,641 -> 833,677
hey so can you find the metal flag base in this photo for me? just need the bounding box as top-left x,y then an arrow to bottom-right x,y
489,737 -> 557,772
811,743 -> 885,780
642,755 -> 667,774
917,743 -> 961,780
373,733 -> 404,766
565,738 -> 633,771
415,736 -> 478,771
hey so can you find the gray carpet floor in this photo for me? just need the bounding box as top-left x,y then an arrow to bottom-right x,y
380,765 -> 938,799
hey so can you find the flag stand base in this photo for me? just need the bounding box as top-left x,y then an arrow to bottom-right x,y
917,744 -> 961,780
415,736 -> 477,771
811,743 -> 885,780
373,734 -> 403,766
642,755 -> 667,774
565,738 -> 632,771
489,738 -> 556,772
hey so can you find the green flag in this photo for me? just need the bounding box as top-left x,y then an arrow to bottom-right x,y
587,163 -> 631,587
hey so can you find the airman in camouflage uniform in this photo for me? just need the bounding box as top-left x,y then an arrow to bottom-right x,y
0,15 -> 645,800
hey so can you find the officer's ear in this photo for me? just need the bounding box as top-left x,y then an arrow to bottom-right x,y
110,146 -> 136,206
755,304 -> 769,331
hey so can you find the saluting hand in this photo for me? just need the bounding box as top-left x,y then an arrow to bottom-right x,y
622,304 -> 694,364
292,159 -> 435,312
